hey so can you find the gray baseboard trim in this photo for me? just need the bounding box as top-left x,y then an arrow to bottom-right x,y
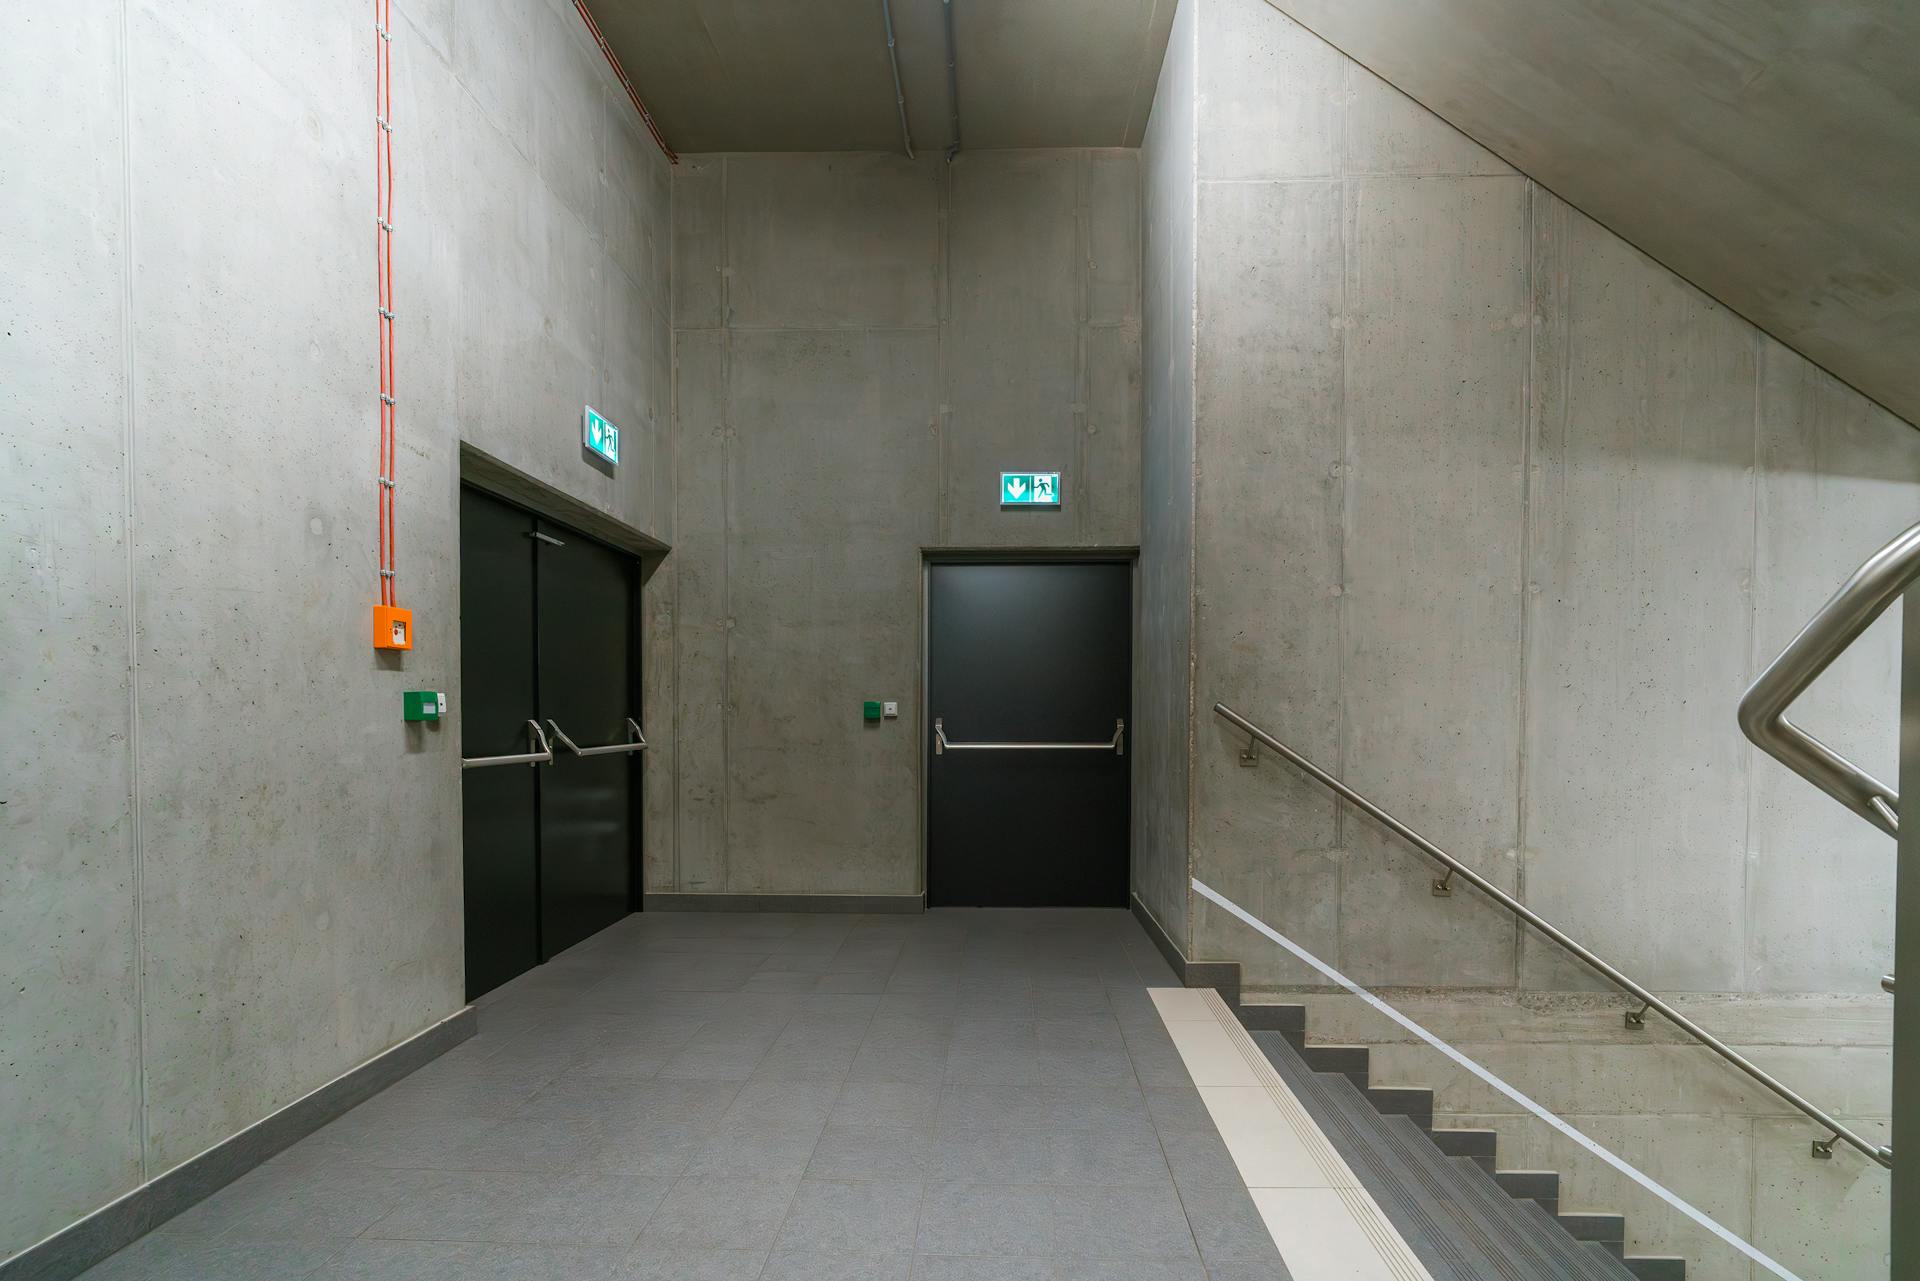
647,892 -> 926,914
1129,891 -> 1241,1004
1,1006 -> 477,1281
1130,891 -> 1188,977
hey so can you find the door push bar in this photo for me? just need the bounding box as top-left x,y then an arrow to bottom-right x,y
461,719 -> 555,770
934,717 -> 1124,756
547,717 -> 649,757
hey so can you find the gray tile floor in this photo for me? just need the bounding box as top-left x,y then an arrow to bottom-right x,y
81,909 -> 1291,1280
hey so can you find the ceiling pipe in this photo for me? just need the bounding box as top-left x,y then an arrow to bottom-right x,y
942,0 -> 961,158
880,0 -> 916,159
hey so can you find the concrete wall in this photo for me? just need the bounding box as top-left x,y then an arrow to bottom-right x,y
657,149 -> 1143,900
0,0 -> 669,1260
1134,0 -> 1198,954
1135,1 -> 1914,1272
1178,0 -> 1920,1001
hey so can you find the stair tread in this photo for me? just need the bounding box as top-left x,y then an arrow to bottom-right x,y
1256,1029 -> 1626,1280
1243,1024 -> 1651,1281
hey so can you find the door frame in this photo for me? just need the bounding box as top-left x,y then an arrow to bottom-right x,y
457,466 -> 660,948
917,548 -> 1140,903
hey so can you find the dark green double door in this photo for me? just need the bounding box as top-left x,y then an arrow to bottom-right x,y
460,486 -> 641,1000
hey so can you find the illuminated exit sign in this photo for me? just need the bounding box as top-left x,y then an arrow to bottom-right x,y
583,405 -> 620,465
1001,471 -> 1061,507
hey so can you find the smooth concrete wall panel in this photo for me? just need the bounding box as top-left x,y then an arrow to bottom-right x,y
668,329 -> 730,893
944,151 -> 1082,546
641,563 -> 678,896
669,157 -> 725,330
724,153 -> 939,331
0,0 -> 145,1252
1194,0 -> 1341,181
1087,151 -> 1144,329
1083,323 -> 1147,553
1341,71 -> 1516,179
1524,188 -> 1758,992
1748,339 -> 1919,992
1134,0 -> 1197,953
1336,174 -> 1529,987
1189,176 -> 1345,983
723,330 -> 938,894
1,0 -> 674,1258
1171,0 -> 1919,1002
666,151 -> 1142,900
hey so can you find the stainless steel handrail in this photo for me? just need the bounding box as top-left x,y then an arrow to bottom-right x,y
1738,520 -> 1920,838
547,717 -> 648,757
933,717 -> 1125,756
1214,700 -> 1893,1168
461,719 -> 554,770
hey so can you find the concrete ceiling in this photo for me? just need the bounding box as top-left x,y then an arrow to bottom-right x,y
590,0 -> 1176,153
1269,0 -> 1920,427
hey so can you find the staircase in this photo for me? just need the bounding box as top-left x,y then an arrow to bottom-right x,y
1231,998 -> 1686,1281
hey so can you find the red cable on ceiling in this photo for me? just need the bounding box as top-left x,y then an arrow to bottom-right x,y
572,0 -> 677,163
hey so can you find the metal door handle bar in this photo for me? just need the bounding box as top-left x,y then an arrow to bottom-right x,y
461,719 -> 554,770
547,717 -> 648,757
1214,700 -> 1892,1169
933,717 -> 1124,756
1739,519 -> 1920,837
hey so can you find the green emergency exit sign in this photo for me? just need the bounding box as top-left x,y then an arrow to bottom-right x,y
583,405 -> 620,465
1001,471 -> 1061,506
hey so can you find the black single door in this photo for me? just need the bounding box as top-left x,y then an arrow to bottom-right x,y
459,487 -> 540,999
535,519 -> 637,957
927,561 -> 1132,907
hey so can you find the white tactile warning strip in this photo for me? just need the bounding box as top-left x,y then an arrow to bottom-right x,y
1152,987 -> 1434,1281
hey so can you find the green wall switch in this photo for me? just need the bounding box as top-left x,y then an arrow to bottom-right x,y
862,700 -> 882,722
404,690 -> 446,722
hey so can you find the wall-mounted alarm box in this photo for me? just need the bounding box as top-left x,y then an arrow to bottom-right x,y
862,700 -> 883,722
403,690 -> 446,722
373,604 -> 413,650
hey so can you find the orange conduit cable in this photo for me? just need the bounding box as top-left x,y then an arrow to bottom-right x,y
571,0 -> 677,162
375,0 -> 397,606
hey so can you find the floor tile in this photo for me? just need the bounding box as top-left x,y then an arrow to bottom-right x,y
76,1234 -> 348,1281
761,1252 -> 913,1280
162,1159 -> 431,1240
611,1246 -> 766,1280
914,1182 -> 1054,1257
1177,1184 -> 1287,1267
313,1239 -> 626,1281
683,1120 -> 827,1180
360,1169 -> 671,1247
722,1078 -> 843,1127
806,1123 -> 938,1182
1194,1087 -> 1333,1189
636,1175 -> 800,1252
774,1177 -> 924,1254
1250,1186 -> 1399,1277
830,1081 -> 941,1129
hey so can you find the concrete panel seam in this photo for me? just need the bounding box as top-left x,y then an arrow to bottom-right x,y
1075,149 -> 1091,543
1512,178 -> 1534,992
1185,0 -> 1201,956
116,0 -> 149,1186
1739,330 -> 1763,993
